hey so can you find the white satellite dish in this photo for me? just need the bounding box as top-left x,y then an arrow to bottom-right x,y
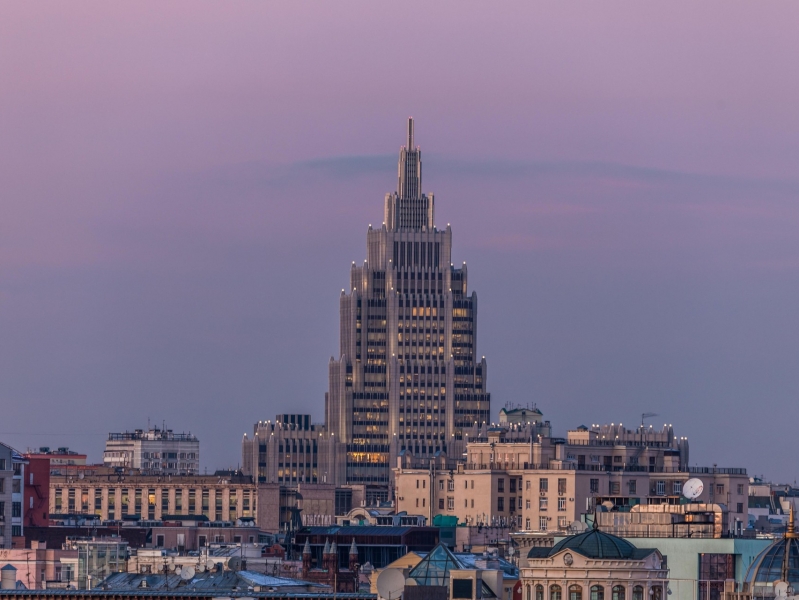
377,568 -> 405,600
683,478 -> 704,500
196,563 -> 205,573
228,556 -> 242,571
180,566 -> 195,580
206,559 -> 216,571
570,521 -> 588,533
174,567 -> 181,576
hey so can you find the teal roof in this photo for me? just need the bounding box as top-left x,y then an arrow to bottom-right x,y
532,529 -> 651,560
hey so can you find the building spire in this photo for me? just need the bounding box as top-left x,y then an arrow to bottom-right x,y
407,117 -> 414,150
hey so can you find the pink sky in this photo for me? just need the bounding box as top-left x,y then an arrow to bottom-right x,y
1,2 -> 798,479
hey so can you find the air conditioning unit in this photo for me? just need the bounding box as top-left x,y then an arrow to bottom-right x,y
398,497 -> 404,501
540,492 -> 546,497
547,517 -> 552,521
569,498 -> 574,502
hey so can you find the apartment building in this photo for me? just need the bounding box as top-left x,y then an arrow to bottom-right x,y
395,421 -> 748,535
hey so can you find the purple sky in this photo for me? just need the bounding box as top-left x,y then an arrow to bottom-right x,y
1,3 -> 798,480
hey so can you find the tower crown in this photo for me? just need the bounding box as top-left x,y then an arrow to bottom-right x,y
385,118 -> 434,231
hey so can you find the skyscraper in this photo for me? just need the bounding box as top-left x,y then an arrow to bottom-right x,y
326,119 -> 491,485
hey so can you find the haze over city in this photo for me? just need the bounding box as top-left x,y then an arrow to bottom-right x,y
1,2 -> 798,482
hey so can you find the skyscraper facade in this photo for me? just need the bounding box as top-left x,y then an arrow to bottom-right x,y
326,119 -> 491,485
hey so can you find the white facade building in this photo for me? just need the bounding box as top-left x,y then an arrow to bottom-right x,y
103,427 -> 199,476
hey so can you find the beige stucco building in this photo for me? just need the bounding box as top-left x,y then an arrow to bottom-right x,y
522,529 -> 669,600
50,471 -> 256,523
395,421 -> 748,535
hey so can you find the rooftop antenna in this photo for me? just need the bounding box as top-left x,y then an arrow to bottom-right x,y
407,117 -> 414,149
641,413 -> 658,428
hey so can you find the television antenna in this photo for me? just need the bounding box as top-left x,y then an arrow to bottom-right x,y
641,413 -> 658,427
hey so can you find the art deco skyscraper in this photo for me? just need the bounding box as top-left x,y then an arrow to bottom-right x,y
326,119 -> 491,485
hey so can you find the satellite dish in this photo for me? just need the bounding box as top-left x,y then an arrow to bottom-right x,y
228,557 -> 241,571
206,559 -> 216,571
180,566 -> 195,580
196,564 -> 205,573
169,564 -> 176,572
570,521 -> 588,533
377,568 -> 405,600
174,567 -> 181,576
601,500 -> 614,510
683,478 -> 704,500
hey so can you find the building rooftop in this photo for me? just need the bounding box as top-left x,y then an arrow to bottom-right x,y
535,528 -> 656,560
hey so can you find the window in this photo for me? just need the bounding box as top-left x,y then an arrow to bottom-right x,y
510,497 -> 516,511
448,480 -> 455,492
156,534 -> 165,547
737,484 -> 744,495
737,502 -> 743,514
447,497 -> 454,510
539,478 -> 548,492
12,479 -> 20,493
656,481 -> 665,495
526,518 -> 531,530
612,586 -> 625,600
558,478 -> 567,494
673,481 -> 683,495
609,481 -> 620,495
613,456 -> 622,463
526,499 -> 531,509
537,585 -> 545,600
498,497 -> 504,511
510,478 -> 516,493
416,498 -> 419,507
628,480 -> 637,494
539,516 -> 547,531
12,502 -> 21,517
591,585 -> 604,600
439,499 -> 444,509
558,497 -> 566,511
498,478 -> 505,492
438,480 -> 444,490
558,516 -> 568,528
633,586 -> 644,600
526,480 -> 531,490
416,480 -> 419,489
551,585 -> 562,600
570,584 -> 583,600
539,497 -> 548,511
590,479 -> 599,494
716,484 -> 724,495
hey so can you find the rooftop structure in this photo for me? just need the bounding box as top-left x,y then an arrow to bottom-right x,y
103,427 -> 199,476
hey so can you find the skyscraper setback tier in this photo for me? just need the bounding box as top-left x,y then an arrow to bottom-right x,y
326,118 -> 491,485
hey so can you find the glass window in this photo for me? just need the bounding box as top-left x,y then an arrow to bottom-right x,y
540,478 -> 549,492
536,585 -> 544,600
612,586 -> 625,600
591,586 -> 604,600
570,585 -> 582,600
551,585 -> 562,600
633,586 -> 644,600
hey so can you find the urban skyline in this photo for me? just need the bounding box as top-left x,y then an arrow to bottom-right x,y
1,3 -> 798,484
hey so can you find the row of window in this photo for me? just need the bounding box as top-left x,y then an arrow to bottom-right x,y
525,584 -> 659,600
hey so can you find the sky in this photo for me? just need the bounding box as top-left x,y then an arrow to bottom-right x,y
1,2 -> 798,481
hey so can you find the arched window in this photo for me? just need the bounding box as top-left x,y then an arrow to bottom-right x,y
591,585 -> 604,600
527,585 -> 532,600
537,585 -> 545,600
551,584 -> 562,600
612,586 -> 625,600
570,584 -> 583,600
633,586 -> 644,600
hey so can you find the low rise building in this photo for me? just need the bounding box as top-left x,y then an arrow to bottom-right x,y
523,528 -> 669,600
49,471 -> 256,523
